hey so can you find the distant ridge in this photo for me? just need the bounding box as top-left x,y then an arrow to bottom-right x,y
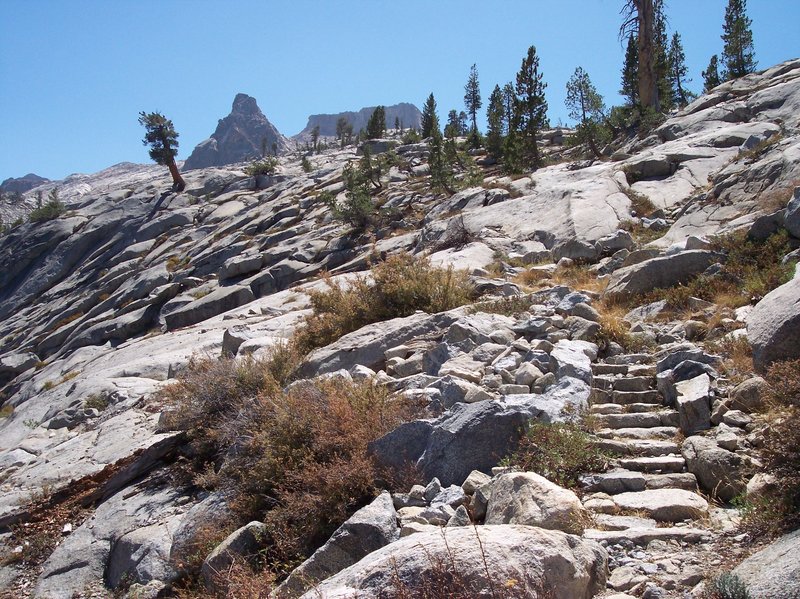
294,102 -> 422,140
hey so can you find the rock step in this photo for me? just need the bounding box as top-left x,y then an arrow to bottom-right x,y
581,470 -> 697,494
617,455 -> 686,474
596,426 -> 679,440
584,527 -> 712,546
592,363 -> 628,375
595,411 -> 679,429
611,488 -> 709,522
592,438 -> 680,457
605,354 -> 653,366
643,472 -> 697,491
611,390 -> 663,405
592,376 -> 655,393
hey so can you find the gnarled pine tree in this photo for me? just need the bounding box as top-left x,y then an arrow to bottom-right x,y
138,111 -> 185,191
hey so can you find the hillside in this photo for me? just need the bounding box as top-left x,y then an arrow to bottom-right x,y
0,59 -> 799,598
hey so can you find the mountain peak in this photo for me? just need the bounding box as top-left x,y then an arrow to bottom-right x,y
183,94 -> 290,170
232,93 -> 260,116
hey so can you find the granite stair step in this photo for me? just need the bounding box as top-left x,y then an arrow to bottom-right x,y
596,426 -> 679,440
611,390 -> 663,405
596,411 -> 679,429
584,527 -> 712,546
592,363 -> 628,376
617,455 -> 686,474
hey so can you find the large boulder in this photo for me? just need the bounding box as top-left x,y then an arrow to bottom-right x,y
674,374 -> 712,435
300,526 -> 607,599
604,250 -> 720,300
732,528 -> 800,598
681,435 -> 750,502
611,489 -> 709,522
370,377 -> 590,486
274,492 -> 399,598
297,310 -> 463,378
746,276 -> 800,371
484,472 -> 589,534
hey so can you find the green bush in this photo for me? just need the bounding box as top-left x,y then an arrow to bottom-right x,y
29,189 -> 66,223
704,572 -> 752,599
502,421 -> 609,489
244,157 -> 278,176
295,254 -> 473,353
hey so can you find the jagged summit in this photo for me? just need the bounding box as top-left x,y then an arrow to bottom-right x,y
183,93 -> 290,170
294,102 -> 422,140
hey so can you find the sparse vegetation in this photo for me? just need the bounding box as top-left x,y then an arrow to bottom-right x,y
739,359 -> 800,537
503,421 -> 609,490
160,352 -> 419,582
295,254 -> 473,353
702,571 -> 752,599
244,156 -> 278,176
83,394 -> 108,411
635,230 -> 794,313
0,404 -> 14,418
29,188 -> 66,223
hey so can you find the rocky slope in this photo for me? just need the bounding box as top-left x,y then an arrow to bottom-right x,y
183,93 -> 290,170
294,102 -> 422,141
0,59 -> 798,598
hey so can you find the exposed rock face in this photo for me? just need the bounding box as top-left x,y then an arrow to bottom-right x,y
183,93 -> 290,170
299,526 -> 607,599
732,528 -> 800,598
746,275 -> 800,371
295,102 -> 422,139
0,173 -> 49,195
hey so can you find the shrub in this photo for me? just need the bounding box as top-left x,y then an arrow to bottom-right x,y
244,157 -> 278,176
503,421 -> 609,489
295,254 -> 473,353
401,129 -> 421,144
741,359 -> 800,536
161,355 -> 418,575
638,230 -> 794,312
621,186 -> 657,216
301,156 -> 313,173
703,572 -> 752,599
29,191 -> 66,223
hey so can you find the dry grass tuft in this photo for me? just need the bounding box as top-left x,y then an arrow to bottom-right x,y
295,254 -> 473,353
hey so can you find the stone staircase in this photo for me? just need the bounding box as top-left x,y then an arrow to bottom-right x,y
580,354 -> 714,547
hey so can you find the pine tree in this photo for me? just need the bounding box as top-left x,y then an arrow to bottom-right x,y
421,93 -> 438,138
366,106 -> 386,140
668,31 -> 691,106
565,67 -> 607,159
721,0 -> 756,80
394,116 -> 400,133
620,34 -> 639,106
444,110 -> 461,138
653,0 -> 672,111
463,63 -> 482,148
485,84 -> 506,159
621,0 -> 658,110
502,82 -> 516,134
311,125 -> 321,152
428,114 -> 455,194
514,45 -> 548,169
702,54 -> 722,92
138,111 -> 185,191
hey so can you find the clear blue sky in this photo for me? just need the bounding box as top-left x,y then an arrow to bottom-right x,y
1,0 -> 797,182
